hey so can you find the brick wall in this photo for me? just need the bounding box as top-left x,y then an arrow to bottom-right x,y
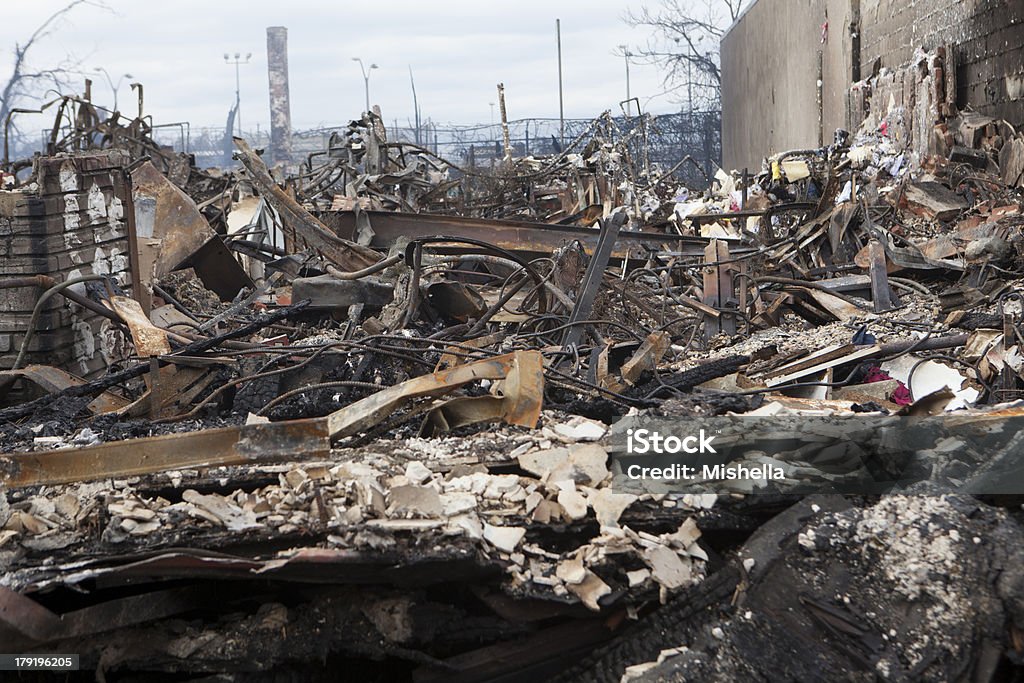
860,0 -> 1024,123
0,151 -> 137,378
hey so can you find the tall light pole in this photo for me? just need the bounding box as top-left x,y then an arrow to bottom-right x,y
352,57 -> 378,113
94,67 -> 132,111
556,19 -> 564,148
618,45 -> 632,104
409,65 -> 421,144
224,52 -> 252,137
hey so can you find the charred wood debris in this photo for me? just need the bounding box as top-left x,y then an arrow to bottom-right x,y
5,61 -> 1024,681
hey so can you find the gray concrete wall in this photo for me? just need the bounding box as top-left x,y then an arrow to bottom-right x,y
721,0 -> 855,170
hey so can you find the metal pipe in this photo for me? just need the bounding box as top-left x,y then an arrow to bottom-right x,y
324,253 -> 402,280
0,275 -> 121,324
4,107 -> 43,170
12,275 -> 119,370
130,82 -> 144,120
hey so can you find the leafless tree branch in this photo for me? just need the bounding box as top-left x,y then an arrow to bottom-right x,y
623,0 -> 746,110
1,0 -> 111,155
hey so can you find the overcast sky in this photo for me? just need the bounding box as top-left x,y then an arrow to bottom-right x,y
2,0 -> 688,135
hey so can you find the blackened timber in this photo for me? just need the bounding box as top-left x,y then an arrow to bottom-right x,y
0,300 -> 311,424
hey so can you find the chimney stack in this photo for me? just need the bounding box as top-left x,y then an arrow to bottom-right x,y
266,26 -> 292,165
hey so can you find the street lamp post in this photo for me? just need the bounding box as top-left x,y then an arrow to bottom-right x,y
224,52 -> 252,138
352,57 -> 378,113
94,67 -> 132,111
618,45 -> 632,104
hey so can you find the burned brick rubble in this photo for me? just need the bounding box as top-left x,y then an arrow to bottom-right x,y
4,53 -> 1024,682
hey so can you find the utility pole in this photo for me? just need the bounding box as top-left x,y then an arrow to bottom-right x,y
94,67 -> 132,112
556,19 -> 564,149
409,65 -> 421,145
352,57 -> 378,113
687,45 -> 693,114
618,45 -> 632,104
224,52 -> 252,137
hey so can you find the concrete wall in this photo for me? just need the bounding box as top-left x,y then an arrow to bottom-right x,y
721,0 -> 856,170
722,0 -> 1024,168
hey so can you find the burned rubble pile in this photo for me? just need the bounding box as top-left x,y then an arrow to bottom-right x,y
3,89 -> 1024,682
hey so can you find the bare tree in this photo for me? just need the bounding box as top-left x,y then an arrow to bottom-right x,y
624,0 -> 746,110
0,0 -> 109,153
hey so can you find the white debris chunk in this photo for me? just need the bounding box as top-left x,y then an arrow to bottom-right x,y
552,417 -> 607,442
665,517 -> 701,547
387,485 -> 443,517
644,545 -> 692,589
588,489 -> 638,527
181,490 -> 260,531
518,447 -> 571,478
447,514 -> 483,540
626,568 -> 651,587
555,554 -> 587,584
566,570 -> 611,611
483,523 -> 526,552
557,488 -> 589,520
404,461 -> 433,485
438,492 -> 477,516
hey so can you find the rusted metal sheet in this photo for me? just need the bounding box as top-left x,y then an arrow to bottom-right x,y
322,209 -> 735,261
0,585 -> 214,651
0,418 -> 330,489
131,161 -> 215,275
0,365 -> 129,414
562,212 -> 625,349
425,346 -> 543,434
0,350 -> 542,488
327,350 -> 543,438
0,586 -> 64,644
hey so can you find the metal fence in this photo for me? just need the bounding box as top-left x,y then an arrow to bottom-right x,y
152,110 -> 723,189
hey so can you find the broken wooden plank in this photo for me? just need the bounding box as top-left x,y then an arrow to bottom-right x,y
620,331 -> 671,385
703,239 -> 736,338
867,238 -> 894,313
765,344 -> 882,388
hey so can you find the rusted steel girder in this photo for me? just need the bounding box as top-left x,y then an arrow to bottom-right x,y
0,419 -> 331,489
323,209 -> 742,261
